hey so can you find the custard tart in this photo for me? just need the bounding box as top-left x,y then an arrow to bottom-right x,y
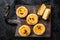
16,6 -> 28,18
18,25 -> 31,37
26,13 -> 38,25
33,23 -> 45,35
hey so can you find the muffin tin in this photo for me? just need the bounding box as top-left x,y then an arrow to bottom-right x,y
15,5 -> 51,37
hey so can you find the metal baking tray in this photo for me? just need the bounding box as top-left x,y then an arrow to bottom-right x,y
14,5 -> 51,37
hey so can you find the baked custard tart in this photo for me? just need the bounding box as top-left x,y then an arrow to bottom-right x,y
18,25 -> 31,37
33,23 -> 45,35
26,13 -> 38,25
16,6 -> 28,18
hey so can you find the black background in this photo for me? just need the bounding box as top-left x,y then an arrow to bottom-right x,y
0,0 -> 60,40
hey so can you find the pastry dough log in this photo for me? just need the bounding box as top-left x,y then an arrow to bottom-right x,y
37,4 -> 46,16
42,8 -> 51,20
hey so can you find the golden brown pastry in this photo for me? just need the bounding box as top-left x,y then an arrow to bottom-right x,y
42,8 -> 51,20
16,6 -> 28,18
37,4 -> 46,16
18,25 -> 31,37
33,23 -> 45,35
26,13 -> 38,25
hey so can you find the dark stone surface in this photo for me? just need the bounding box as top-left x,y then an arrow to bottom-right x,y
0,0 -> 60,40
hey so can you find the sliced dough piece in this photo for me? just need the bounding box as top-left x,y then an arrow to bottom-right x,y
26,13 -> 38,25
18,25 -> 31,37
33,23 -> 45,35
37,4 -> 46,16
16,6 -> 28,18
42,8 -> 51,20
